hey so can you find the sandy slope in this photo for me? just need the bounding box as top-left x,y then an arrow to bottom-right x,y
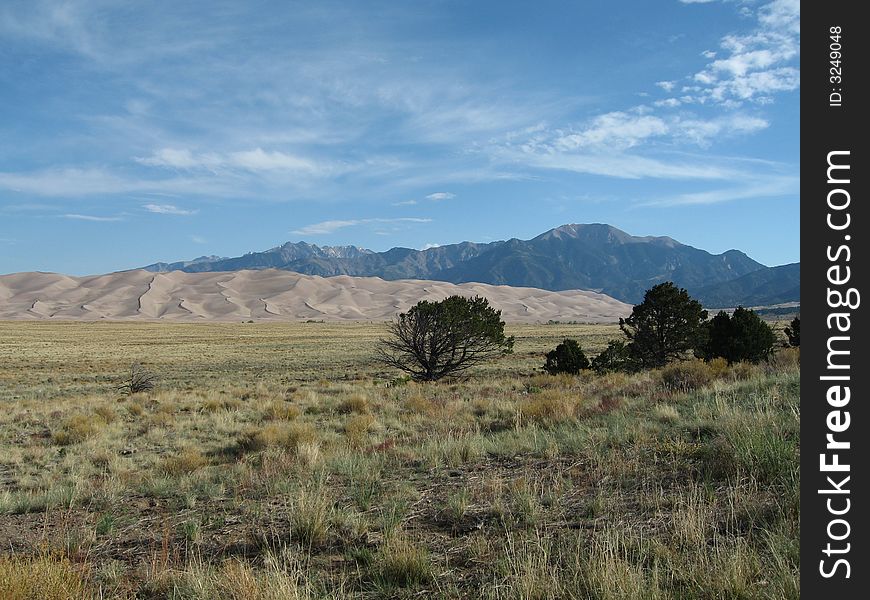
0,269 -> 631,323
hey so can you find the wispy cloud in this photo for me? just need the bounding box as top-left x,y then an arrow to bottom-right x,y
425,192 -> 455,201
392,199 -> 418,206
144,203 -> 197,215
291,217 -> 432,236
136,147 -> 333,176
62,213 -> 124,222
500,149 -> 741,180
642,175 -> 799,206
0,168 -> 227,198
190,235 -> 207,244
497,110 -> 770,179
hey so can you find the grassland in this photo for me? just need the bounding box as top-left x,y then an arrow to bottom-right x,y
0,321 -> 799,599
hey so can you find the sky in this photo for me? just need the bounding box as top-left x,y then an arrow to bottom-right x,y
0,0 -> 800,275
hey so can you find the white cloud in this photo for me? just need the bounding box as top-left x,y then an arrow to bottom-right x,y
709,67 -> 799,102
683,0 -> 800,105
229,148 -> 322,173
674,114 -> 769,145
421,243 -> 440,250
136,147 -> 328,175
552,112 -> 669,151
425,192 -> 455,201
144,203 -> 197,215
679,0 -> 717,4
758,0 -> 800,34
291,217 -> 431,236
392,199 -> 418,206
656,81 -> 676,92
644,175 -> 798,206
505,149 -> 740,180
136,148 -> 219,170
518,109 -> 767,158
292,220 -> 359,235
190,235 -> 207,244
62,213 -> 124,222
0,167 -> 229,198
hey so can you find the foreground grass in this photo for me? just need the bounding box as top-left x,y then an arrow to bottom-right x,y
0,321 -> 799,598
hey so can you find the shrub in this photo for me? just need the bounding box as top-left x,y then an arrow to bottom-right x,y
707,357 -> 730,379
160,448 -> 209,476
660,360 -> 712,392
345,414 -> 377,447
238,423 -> 318,454
94,405 -> 118,424
784,316 -> 800,347
0,552 -> 92,600
289,484 -> 334,547
377,295 -> 514,381
543,339 -> 589,375
263,401 -> 301,421
699,307 -> 777,364
620,282 -> 708,368
52,413 -> 103,445
339,393 -> 370,414
519,390 -> 579,426
403,394 -> 437,416
591,339 -> 636,373
373,536 -> 432,588
766,346 -> 800,374
118,363 -> 158,395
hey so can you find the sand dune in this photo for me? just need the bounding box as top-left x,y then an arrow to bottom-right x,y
0,269 -> 632,323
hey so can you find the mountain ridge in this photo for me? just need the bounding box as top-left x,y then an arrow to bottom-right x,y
141,223 -> 798,306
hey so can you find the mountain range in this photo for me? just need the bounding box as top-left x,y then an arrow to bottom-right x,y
143,223 -> 799,307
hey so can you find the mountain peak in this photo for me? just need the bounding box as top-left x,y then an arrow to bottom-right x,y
538,223 -> 678,246
136,223 -> 792,305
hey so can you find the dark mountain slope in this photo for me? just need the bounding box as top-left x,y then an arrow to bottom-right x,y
141,223 -> 794,305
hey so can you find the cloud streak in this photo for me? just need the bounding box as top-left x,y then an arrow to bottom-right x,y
62,213 -> 124,222
144,203 -> 197,215
425,192 -> 455,201
291,217 -> 432,236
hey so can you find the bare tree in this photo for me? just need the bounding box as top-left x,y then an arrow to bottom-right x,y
118,363 -> 158,395
377,295 -> 514,382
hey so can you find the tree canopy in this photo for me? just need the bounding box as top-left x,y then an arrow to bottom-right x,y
698,307 -> 777,364
619,282 -> 708,369
376,295 -> 514,381
784,316 -> 800,347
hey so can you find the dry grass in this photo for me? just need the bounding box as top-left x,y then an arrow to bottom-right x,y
0,320 -> 799,598
0,552 -> 92,600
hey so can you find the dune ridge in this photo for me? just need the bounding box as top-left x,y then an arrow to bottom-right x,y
0,269 -> 631,323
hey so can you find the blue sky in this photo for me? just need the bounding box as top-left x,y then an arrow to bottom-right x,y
0,0 -> 799,275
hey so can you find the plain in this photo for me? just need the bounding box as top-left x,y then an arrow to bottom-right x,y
0,321 -> 799,599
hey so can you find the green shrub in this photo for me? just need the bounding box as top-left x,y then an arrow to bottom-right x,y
699,307 -> 777,364
543,339 -> 589,375
591,339 -> 636,373
784,316 -> 800,347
